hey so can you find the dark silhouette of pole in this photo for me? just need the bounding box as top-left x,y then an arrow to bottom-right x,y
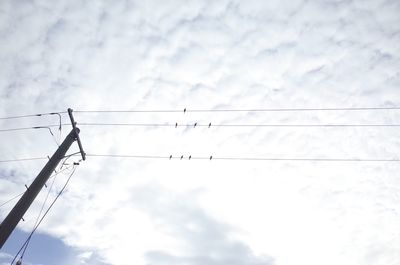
0,128 -> 79,249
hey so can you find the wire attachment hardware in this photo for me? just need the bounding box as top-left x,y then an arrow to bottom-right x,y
67,108 -> 86,161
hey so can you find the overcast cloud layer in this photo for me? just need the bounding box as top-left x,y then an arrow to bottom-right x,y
0,0 -> 400,265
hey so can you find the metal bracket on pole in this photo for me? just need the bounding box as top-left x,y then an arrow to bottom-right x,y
67,108 -> 86,161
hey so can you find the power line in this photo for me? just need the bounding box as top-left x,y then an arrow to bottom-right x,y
4,154 -> 396,163
0,125 -> 66,133
0,154 -> 86,164
86,154 -> 400,162
19,160 -> 68,262
0,163 -> 75,209
74,106 -> 400,113
2,122 -> 400,133
77,122 -> 400,128
10,165 -> 78,265
0,157 -> 48,163
2,108 -> 398,119
0,125 -> 62,147
0,127 -> 46,132
0,193 -> 25,209
0,112 -> 66,120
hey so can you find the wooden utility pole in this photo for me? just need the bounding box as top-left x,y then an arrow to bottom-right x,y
0,109 -> 85,249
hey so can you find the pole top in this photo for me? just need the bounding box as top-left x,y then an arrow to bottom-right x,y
67,108 -> 86,161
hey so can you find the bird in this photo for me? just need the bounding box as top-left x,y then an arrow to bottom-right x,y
208,122 -> 211,128
169,155 -> 172,160
175,122 -> 178,128
184,108 -> 186,113
189,155 -> 191,160
210,156 -> 213,160
180,155 -> 184,160
194,122 -> 197,128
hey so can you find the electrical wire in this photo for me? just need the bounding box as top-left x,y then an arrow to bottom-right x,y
76,122 -> 400,128
10,165 -> 78,265
2,155 -> 78,264
0,153 -> 82,165
41,126 -> 60,146
74,106 -> 400,113
3,121 -> 400,133
86,154 -> 400,162
0,112 -> 67,120
0,192 -> 25,209
5,107 -> 399,120
0,125 -> 62,146
0,164 -> 74,209
52,113 -> 63,145
2,107 -> 397,120
0,125 -> 67,133
19,160 -> 72,261
0,110 -> 63,143
0,157 -> 48,163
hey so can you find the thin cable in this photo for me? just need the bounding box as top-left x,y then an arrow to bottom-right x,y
10,165 -> 78,265
76,110 -> 182,113
0,111 -> 67,120
0,165 -> 74,217
0,164 -> 74,209
0,157 -> 48,163
211,157 -> 399,162
77,122 -> 400,128
52,113 -> 63,144
88,154 -> 169,159
20,173 -> 58,259
86,154 -> 400,162
74,107 -> 400,113
0,153 -> 84,164
2,122 -> 400,132
0,124 -> 67,133
0,192 -> 25,209
0,125 -> 63,146
0,112 -> 63,144
0,127 -> 44,132
19,160 -> 69,261
59,153 -> 85,171
41,127 -> 60,147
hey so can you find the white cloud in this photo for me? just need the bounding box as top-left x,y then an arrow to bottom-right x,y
0,0 -> 400,264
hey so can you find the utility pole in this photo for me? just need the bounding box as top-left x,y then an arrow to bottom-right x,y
0,109 -> 85,249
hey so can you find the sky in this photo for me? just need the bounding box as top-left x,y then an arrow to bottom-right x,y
0,0 -> 399,264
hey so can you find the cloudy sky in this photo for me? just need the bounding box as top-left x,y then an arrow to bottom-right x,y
0,0 -> 399,264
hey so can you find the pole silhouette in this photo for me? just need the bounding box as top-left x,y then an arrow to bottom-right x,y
0,128 -> 79,248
